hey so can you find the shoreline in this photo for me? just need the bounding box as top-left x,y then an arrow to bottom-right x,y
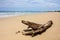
0,12 -> 59,18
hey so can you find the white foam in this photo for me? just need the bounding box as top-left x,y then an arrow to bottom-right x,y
0,15 -> 17,18
0,12 -> 26,18
0,12 -> 40,18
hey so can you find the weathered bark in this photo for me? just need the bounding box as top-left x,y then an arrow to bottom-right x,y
21,20 -> 42,30
22,20 -> 53,37
23,28 -> 32,32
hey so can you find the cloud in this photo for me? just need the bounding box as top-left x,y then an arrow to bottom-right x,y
0,0 -> 60,11
29,0 -> 60,7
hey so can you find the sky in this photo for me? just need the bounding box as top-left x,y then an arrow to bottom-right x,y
0,0 -> 60,11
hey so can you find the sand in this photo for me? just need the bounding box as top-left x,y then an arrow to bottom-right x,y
0,12 -> 60,40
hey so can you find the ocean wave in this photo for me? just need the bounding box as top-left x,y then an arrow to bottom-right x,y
0,12 -> 26,18
0,15 -> 17,18
0,12 -> 41,18
0,12 -> 31,18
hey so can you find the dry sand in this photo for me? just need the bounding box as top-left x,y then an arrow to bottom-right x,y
0,12 -> 60,40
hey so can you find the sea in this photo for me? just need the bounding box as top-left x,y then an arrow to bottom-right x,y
0,11 -> 45,18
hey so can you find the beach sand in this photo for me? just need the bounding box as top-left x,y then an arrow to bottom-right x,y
0,12 -> 60,40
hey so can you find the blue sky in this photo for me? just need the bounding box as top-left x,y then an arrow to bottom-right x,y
0,0 -> 60,11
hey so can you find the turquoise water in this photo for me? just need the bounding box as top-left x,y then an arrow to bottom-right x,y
0,11 -> 45,18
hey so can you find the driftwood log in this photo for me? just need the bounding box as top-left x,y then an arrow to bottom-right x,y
22,20 -> 53,37
22,20 -> 42,30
